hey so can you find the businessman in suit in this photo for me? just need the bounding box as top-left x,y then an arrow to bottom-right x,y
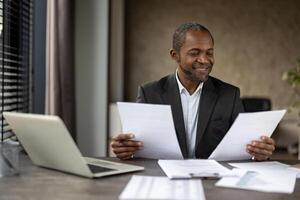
111,22 -> 275,161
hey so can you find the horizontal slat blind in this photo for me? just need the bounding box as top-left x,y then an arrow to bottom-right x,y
0,0 -> 33,141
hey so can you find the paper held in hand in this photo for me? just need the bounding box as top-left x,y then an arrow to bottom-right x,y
117,102 -> 183,159
209,110 -> 286,161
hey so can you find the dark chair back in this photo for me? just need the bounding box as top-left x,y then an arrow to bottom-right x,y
241,98 -> 271,112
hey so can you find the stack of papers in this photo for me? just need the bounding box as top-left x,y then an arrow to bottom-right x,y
158,159 -> 233,179
117,102 -> 183,159
119,175 -> 206,200
216,161 -> 299,193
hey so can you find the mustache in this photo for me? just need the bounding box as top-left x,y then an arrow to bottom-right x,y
192,62 -> 212,69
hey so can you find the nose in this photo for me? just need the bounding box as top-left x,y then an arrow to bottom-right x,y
196,54 -> 209,63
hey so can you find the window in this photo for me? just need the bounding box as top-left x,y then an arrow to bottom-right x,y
0,0 -> 33,141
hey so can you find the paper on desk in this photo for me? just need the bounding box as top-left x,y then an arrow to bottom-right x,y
209,110 -> 286,161
216,168 -> 297,193
158,159 -> 233,179
119,175 -> 206,200
117,102 -> 183,159
290,164 -> 300,177
229,161 -> 290,171
229,161 -> 300,178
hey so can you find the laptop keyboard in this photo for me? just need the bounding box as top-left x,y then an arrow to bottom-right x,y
87,164 -> 116,174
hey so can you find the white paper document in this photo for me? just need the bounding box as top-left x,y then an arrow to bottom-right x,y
119,175 -> 206,200
216,168 -> 297,194
229,161 -> 291,172
229,161 -> 300,178
117,102 -> 183,159
209,110 -> 286,161
158,159 -> 232,179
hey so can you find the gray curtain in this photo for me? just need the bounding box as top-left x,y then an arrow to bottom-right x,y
45,0 -> 76,140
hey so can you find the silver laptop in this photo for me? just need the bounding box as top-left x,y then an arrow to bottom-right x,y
3,112 -> 144,178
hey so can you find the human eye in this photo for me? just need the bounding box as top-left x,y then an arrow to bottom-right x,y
188,50 -> 199,57
207,50 -> 214,57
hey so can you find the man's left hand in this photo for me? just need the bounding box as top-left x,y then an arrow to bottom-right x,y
246,136 -> 275,161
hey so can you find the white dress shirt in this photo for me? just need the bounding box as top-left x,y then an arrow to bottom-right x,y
176,71 -> 203,158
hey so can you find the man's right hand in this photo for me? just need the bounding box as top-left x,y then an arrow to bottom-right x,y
110,133 -> 143,160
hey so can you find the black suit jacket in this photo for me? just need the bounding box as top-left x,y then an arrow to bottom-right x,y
136,74 -> 245,159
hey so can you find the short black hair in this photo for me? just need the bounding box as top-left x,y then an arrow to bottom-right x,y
172,22 -> 214,52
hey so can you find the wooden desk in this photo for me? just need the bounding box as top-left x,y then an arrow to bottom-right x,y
0,153 -> 300,200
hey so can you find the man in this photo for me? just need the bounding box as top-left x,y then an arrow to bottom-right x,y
111,22 -> 275,161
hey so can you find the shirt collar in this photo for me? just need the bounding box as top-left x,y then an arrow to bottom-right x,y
175,69 -> 203,95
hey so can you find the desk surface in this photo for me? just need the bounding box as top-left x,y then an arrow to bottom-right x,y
1,154 -> 300,200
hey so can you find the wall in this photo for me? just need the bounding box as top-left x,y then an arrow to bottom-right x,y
124,0 -> 300,111
75,0 -> 109,156
110,0 -> 125,102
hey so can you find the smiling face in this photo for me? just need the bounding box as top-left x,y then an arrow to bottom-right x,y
171,30 -> 214,83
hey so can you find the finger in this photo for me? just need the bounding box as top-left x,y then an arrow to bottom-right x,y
260,136 -> 275,145
250,136 -> 275,146
121,140 -> 143,147
116,152 -> 135,160
249,141 -> 275,152
247,144 -> 272,157
122,155 -> 134,160
111,140 -> 143,148
247,149 -> 269,161
112,133 -> 135,141
113,146 -> 140,154
116,151 -> 134,159
246,149 -> 268,161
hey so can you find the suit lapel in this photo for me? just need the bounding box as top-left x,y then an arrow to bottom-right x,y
161,74 -> 188,158
195,77 -> 218,149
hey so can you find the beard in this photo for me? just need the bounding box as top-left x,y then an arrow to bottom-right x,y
181,62 -> 213,82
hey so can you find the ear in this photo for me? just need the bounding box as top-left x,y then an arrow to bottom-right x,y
170,49 -> 180,63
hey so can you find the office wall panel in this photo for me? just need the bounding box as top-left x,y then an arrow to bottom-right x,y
75,0 -> 109,156
124,0 -> 300,110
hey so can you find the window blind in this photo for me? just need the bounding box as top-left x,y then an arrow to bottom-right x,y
0,0 -> 33,141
